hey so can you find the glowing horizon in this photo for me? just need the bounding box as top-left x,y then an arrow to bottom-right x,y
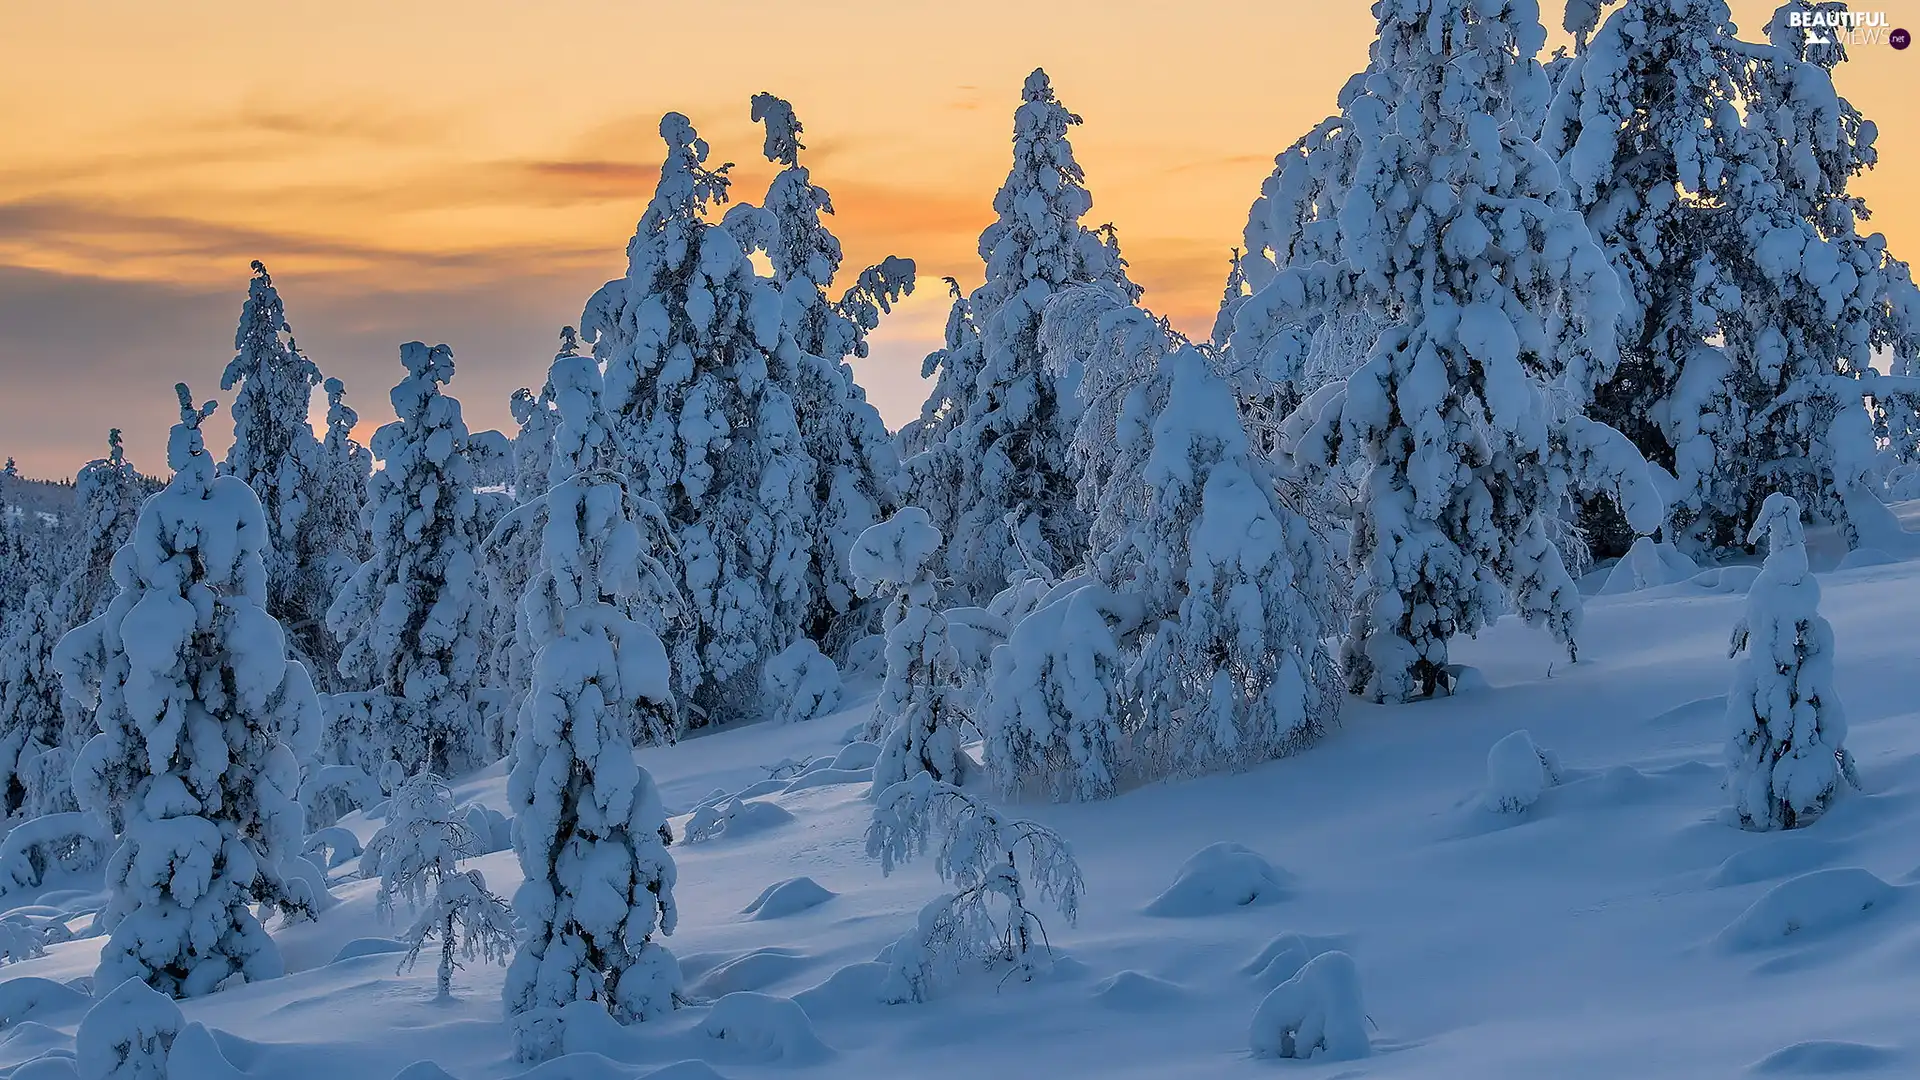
1,1 -> 1913,479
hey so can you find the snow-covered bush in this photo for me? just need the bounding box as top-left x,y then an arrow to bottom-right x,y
850,509 -> 970,791
1482,730 -> 1561,814
1128,347 -> 1339,774
981,578 -> 1130,802
1726,494 -> 1856,830
505,353 -> 683,1061
1248,949 -> 1370,1060
762,640 -> 841,726
0,918 -> 47,965
77,977 -> 184,1080
867,772 -> 1083,1000
328,341 -> 487,776
0,811 -> 112,903
56,385 -> 317,997
583,111 -> 812,726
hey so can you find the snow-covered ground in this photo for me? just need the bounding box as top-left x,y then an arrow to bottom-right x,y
8,528 -> 1920,1078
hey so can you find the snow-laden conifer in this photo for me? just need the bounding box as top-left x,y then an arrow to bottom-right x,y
912,70 -> 1138,602
504,353 -> 682,1060
1304,0 -> 1631,700
0,587 -> 71,819
221,261 -> 338,681
583,112 -> 812,725
1725,493 -> 1856,830
56,384 -> 318,997
743,93 -> 914,654
328,343 -> 486,775
59,429 -> 149,625
851,508 -> 969,792
361,771 -> 515,998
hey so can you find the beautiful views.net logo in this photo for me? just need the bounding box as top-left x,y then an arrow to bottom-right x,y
1784,9 -> 1907,48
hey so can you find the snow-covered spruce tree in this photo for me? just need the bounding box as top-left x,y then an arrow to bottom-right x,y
328,342 -> 487,776
315,378 -> 372,596
740,93 -> 915,655
582,112 -> 812,725
901,278 -> 983,460
913,70 -> 1139,602
1725,493 -> 1856,830
851,508 -> 970,792
221,261 -> 339,681
505,352 -> 682,1060
1214,76 -> 1376,448
59,429 -> 149,626
479,333 -> 572,753
56,384 -> 317,998
868,771 -> 1082,1000
0,587 -> 70,818
1305,0 -> 1626,701
1545,0 -> 1920,552
1127,347 -> 1340,773
361,772 -> 515,998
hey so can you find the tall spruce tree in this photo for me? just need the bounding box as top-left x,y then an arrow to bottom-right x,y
739,93 -> 915,654
328,343 -> 486,775
221,261 -> 338,676
910,69 -> 1139,603
582,112 -> 812,725
505,353 -> 681,1059
57,385 -> 317,997
1305,0 -> 1632,701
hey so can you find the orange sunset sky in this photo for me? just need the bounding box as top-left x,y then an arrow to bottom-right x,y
2,1 -> 1915,479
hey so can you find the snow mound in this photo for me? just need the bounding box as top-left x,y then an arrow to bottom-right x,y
1090,970 -> 1187,1011
638,1063 -> 731,1080
77,977 -> 183,1080
1599,536 -> 1698,594
1482,730 -> 1561,814
1709,838 -> 1845,888
1749,1039 -> 1902,1074
460,803 -> 513,855
1688,565 -> 1762,594
509,1051 -> 632,1079
792,962 -> 888,1018
688,948 -> 813,999
830,741 -> 882,772
391,1062 -> 462,1080
1248,950 -> 1370,1061
781,768 -> 873,794
0,978 -> 89,1028
742,877 -> 836,920
1242,932 -> 1350,988
763,640 -> 843,725
684,798 -> 796,843
1144,842 -> 1292,916
1836,548 -> 1897,570
331,937 -> 411,963
165,1023 -> 246,1079
303,826 -> 363,869
1717,868 -> 1899,951
14,1054 -> 81,1080
701,991 -> 834,1064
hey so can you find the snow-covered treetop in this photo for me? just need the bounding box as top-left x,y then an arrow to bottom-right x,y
168,383 -> 220,489
751,91 -> 804,167
221,260 -> 321,462
1747,492 -> 1807,563
632,113 -> 731,257
850,507 -> 944,596
974,68 -> 1134,315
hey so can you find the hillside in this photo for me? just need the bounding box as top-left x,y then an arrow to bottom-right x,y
2,510 -> 1918,1078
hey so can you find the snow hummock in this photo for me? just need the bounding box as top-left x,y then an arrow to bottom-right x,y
1144,842 -> 1292,916
1247,949 -> 1369,1060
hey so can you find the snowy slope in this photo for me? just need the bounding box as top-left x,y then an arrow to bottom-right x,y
7,549 -> 1920,1078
